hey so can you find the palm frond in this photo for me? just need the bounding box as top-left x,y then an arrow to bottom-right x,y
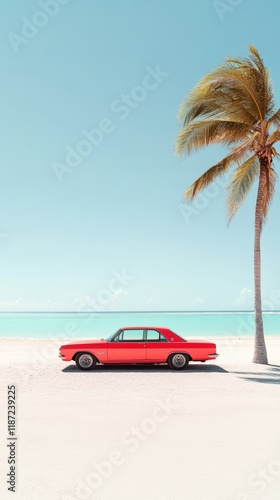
226,155 -> 260,223
246,45 -> 274,118
226,45 -> 274,119
229,132 -> 261,158
176,120 -> 251,156
178,46 -> 273,132
183,133 -> 261,201
178,77 -> 258,127
212,66 -> 264,123
267,109 -> 280,129
266,129 -> 280,147
184,151 -> 247,200
271,147 -> 279,157
201,68 -> 260,121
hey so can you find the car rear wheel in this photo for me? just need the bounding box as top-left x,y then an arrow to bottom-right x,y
76,352 -> 97,370
168,353 -> 189,370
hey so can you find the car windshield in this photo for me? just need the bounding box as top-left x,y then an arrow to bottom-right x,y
105,330 -> 120,342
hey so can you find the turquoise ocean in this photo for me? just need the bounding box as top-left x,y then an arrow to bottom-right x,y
0,311 -> 279,339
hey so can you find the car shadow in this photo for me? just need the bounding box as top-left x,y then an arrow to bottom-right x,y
62,363 -> 228,374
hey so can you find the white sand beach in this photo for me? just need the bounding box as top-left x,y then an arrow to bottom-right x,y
0,338 -> 280,500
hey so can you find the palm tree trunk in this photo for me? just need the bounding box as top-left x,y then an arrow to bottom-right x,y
252,159 -> 268,364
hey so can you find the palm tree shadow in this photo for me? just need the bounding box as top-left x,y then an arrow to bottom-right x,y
236,365 -> 280,385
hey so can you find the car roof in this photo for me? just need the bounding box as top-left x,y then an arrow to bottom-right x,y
119,326 -> 171,331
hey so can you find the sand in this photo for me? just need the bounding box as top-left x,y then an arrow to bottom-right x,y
0,337 -> 279,500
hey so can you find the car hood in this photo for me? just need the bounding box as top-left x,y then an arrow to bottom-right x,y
62,339 -> 107,346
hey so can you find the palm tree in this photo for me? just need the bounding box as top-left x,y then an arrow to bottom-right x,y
176,46 -> 279,364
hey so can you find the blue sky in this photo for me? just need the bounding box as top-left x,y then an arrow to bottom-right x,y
0,0 -> 280,311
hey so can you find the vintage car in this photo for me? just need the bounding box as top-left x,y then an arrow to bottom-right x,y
59,326 -> 218,370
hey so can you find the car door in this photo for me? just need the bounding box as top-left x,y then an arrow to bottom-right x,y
107,329 -> 146,362
146,329 -> 169,361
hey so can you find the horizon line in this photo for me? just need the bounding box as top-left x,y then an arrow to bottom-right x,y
0,309 -> 279,314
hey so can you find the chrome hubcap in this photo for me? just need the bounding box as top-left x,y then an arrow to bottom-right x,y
173,354 -> 186,367
79,354 -> 93,368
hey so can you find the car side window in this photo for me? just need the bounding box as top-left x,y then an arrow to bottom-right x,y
146,330 -> 168,342
118,329 -> 144,342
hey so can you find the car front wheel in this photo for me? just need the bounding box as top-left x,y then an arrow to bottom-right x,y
168,353 -> 189,370
76,352 -> 97,370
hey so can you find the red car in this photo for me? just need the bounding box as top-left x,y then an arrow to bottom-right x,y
59,326 -> 218,370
